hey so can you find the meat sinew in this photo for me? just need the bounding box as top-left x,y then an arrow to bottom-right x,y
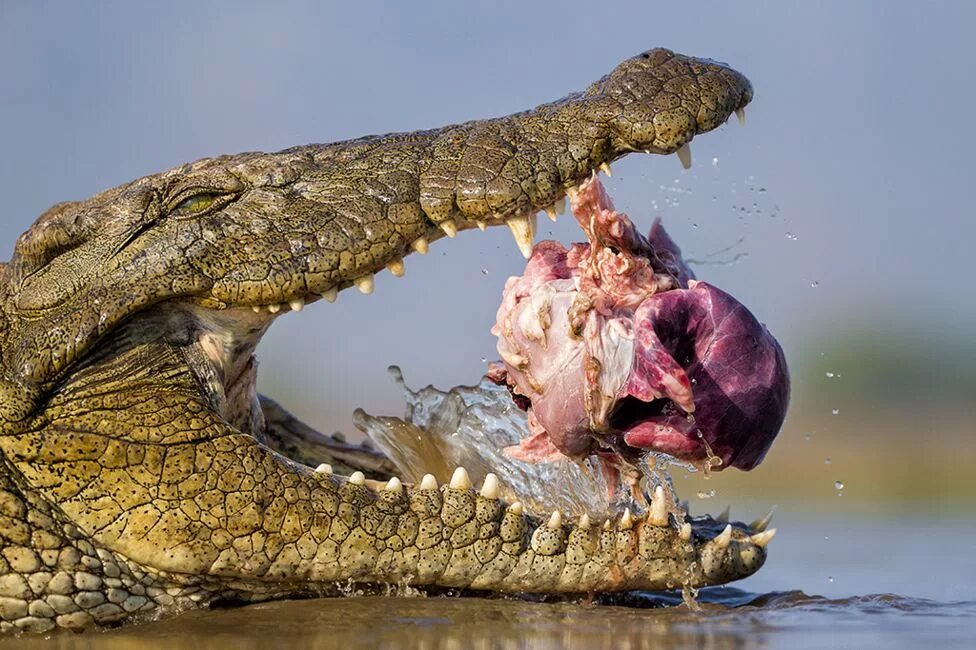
490,177 -> 789,471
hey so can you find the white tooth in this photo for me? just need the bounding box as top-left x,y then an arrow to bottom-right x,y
548,510 -> 563,529
750,528 -> 777,548
321,288 -> 338,303
251,306 -> 262,314
713,524 -> 733,549
289,299 -> 305,312
411,238 -> 429,255
476,220 -> 488,231
679,522 -> 692,542
508,501 -> 524,516
480,473 -> 499,499
555,196 -> 566,215
544,206 -> 557,222
579,514 -> 592,530
750,507 -> 776,533
603,519 -> 612,531
716,506 -> 730,523
385,476 -> 403,493
267,304 -> 281,314
649,485 -> 669,526
314,463 -> 333,475
619,508 -> 634,530
676,143 -> 692,170
386,259 -> 405,277
354,275 -> 375,295
419,474 -> 438,490
449,467 -> 472,490
440,221 -> 458,238
348,471 -> 366,486
735,107 -> 746,125
600,162 -> 612,177
506,214 -> 536,259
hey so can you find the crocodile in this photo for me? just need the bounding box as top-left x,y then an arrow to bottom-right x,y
0,48 -> 776,634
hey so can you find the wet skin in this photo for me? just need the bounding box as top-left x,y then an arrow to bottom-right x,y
0,49 -> 774,634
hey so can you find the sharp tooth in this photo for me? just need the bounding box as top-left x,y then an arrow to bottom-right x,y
676,143 -> 692,170
547,510 -> 563,529
750,507 -> 776,533
449,467 -> 472,490
544,206 -> 557,222
354,275 -> 375,295
440,220 -> 458,238
480,473 -> 500,499
267,304 -> 281,314
385,476 -> 403,493
679,522 -> 692,542
599,162 -> 612,177
508,501 -> 523,516
321,288 -> 338,303
411,238 -> 429,255
750,528 -> 777,548
348,471 -> 366,486
603,519 -> 612,531
619,508 -> 634,530
314,463 -> 333,475
386,259 -> 405,277
579,514 -> 591,530
251,306 -> 262,314
476,220 -> 487,231
506,214 -> 536,259
716,506 -> 730,523
735,107 -> 746,125
713,524 -> 732,549
649,485 -> 669,526
289,299 -> 305,312
555,196 -> 566,215
419,474 -> 438,490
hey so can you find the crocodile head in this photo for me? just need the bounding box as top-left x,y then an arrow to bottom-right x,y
0,49 -> 779,634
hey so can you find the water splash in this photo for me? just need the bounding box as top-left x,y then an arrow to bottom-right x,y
353,366 -> 686,517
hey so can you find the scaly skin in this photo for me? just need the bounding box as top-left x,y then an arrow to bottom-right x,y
0,48 -> 770,634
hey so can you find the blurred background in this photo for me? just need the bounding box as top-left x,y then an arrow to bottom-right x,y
2,1 -> 974,599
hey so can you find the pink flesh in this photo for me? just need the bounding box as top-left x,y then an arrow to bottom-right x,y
490,177 -> 789,471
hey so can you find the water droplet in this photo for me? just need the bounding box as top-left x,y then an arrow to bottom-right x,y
480,357 -> 487,363
804,431 -> 815,441
696,490 -> 716,499
758,187 -> 767,193
810,280 -> 820,288
481,268 -> 489,275
832,408 -> 840,416
828,576 -> 834,583
692,223 -> 699,229
825,372 -> 835,378
711,157 -> 719,166
834,480 -> 844,490
824,457 -> 832,465
785,232 -> 798,241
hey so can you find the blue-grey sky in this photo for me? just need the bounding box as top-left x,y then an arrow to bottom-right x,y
1,1 -> 973,435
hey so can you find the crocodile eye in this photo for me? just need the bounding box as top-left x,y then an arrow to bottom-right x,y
173,193 -> 218,216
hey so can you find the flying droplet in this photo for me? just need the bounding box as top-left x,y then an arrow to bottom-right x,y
810,281 -> 820,288
835,480 -> 844,490
826,372 -> 835,378
832,408 -> 840,416
824,457 -> 832,465
711,157 -> 719,166
696,490 -> 716,499
481,268 -> 489,275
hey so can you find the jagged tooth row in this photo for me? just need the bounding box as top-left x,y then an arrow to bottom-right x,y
296,122 -> 748,304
